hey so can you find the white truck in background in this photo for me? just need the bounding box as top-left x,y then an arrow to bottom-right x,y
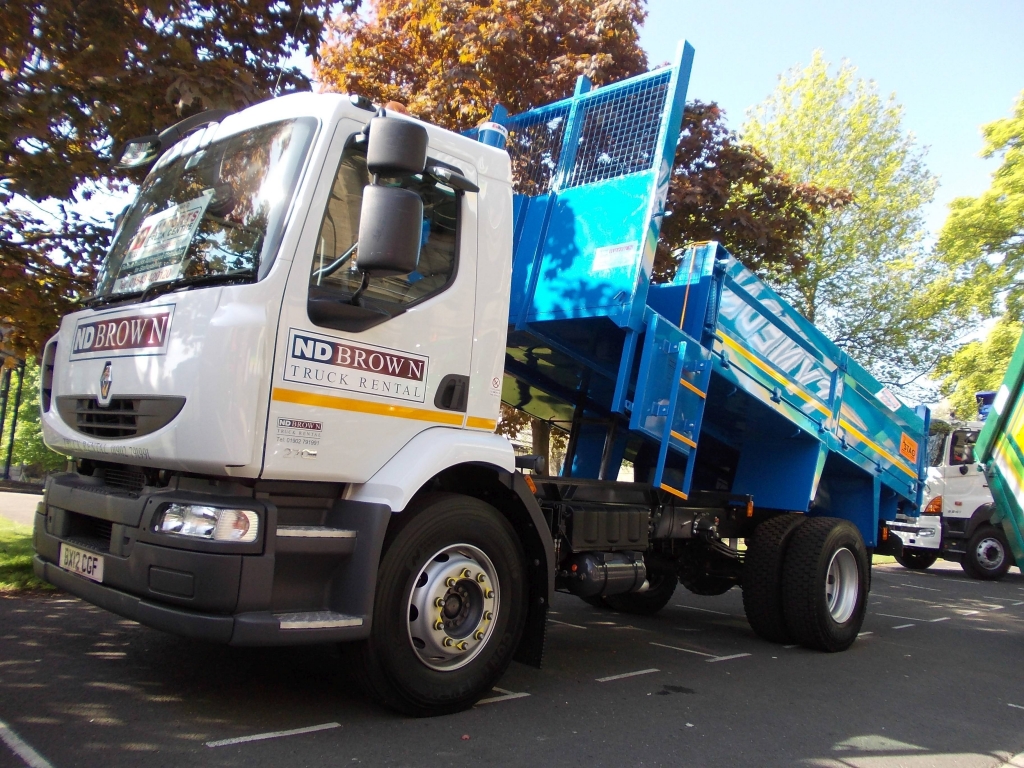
893,419 -> 1014,580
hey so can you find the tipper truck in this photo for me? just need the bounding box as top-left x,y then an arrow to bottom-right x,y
33,41 -> 929,715
976,336 -> 1024,571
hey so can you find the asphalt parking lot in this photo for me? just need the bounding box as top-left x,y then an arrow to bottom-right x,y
3,560 -> 1024,768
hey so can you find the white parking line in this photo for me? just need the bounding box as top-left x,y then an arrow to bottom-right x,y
878,612 -> 951,623
0,719 -> 53,768
650,642 -> 751,662
650,641 -> 714,658
1008,703 -> 1024,711
858,632 -> 873,637
206,722 -> 341,748
1013,601 -> 1024,606
901,583 -> 941,591
674,604 -> 729,615
892,624 -> 915,629
548,619 -> 587,629
596,668 -> 659,683
476,687 -> 531,705
783,644 -> 798,649
706,653 -> 751,663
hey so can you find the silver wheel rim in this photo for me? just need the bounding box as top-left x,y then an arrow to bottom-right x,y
825,547 -> 859,624
975,537 -> 1005,571
406,543 -> 499,671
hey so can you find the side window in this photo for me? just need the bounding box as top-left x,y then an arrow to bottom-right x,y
309,145 -> 460,315
927,434 -> 945,467
949,429 -> 978,466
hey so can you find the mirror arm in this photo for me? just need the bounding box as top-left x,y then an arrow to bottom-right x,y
350,272 -> 371,306
313,241 -> 359,281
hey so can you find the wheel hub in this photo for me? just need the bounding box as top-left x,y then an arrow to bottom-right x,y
407,544 -> 499,671
975,537 -> 1005,570
825,547 -> 859,624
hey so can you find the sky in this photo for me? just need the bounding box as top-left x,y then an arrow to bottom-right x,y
638,0 -> 1024,240
70,0 -> 1024,244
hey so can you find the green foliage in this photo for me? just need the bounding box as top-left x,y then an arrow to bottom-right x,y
0,517 -> 51,592
0,360 -> 68,478
937,92 -> 1024,321
743,52 -> 952,396
936,318 -> 1023,420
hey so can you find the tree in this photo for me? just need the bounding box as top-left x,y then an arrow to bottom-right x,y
1,0 -> 351,359
936,92 -> 1024,321
655,100 -> 851,282
936,319 -> 1023,420
743,52 -> 949,396
317,0 -> 648,130
0,359 -> 68,477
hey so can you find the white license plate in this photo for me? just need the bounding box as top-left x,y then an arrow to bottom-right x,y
59,543 -> 104,583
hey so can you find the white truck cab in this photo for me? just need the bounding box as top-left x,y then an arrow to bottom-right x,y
894,420 -> 1014,579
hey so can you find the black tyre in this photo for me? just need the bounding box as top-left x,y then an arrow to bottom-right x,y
742,514 -> 805,643
351,494 -> 527,716
895,549 -> 938,570
603,566 -> 677,615
964,525 -> 1011,580
782,517 -> 869,652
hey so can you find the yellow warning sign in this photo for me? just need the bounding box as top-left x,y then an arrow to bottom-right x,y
899,433 -> 918,464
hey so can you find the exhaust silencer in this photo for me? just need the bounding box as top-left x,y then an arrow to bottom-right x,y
562,552 -> 647,598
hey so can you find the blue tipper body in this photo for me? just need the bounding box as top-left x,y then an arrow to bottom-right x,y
483,40 -> 928,547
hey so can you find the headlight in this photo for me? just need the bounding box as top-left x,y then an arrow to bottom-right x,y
154,504 -> 259,543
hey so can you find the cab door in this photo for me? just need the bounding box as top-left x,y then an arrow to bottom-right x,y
264,119 -> 478,482
943,428 -> 990,516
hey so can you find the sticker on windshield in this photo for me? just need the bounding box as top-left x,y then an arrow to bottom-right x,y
113,190 -> 213,294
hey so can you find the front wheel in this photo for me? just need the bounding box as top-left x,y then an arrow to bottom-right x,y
782,517 -> 869,652
351,494 -> 527,716
964,525 -> 1012,580
895,549 -> 938,570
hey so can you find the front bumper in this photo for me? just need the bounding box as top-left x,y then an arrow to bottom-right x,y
33,471 -> 390,645
889,518 -> 941,552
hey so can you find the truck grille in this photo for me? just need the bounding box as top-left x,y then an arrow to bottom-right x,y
64,511 -> 113,553
55,396 -> 185,440
101,464 -> 147,496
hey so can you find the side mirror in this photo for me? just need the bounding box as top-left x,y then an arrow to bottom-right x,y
960,464 -> 969,475
366,117 -> 428,176
356,185 -> 423,276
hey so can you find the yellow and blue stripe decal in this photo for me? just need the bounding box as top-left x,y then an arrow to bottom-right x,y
272,387 -> 496,431
716,332 -> 917,479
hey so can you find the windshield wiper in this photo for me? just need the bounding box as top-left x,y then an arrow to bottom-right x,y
138,270 -> 257,303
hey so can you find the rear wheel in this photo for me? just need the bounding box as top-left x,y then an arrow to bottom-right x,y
782,517 -> 869,652
742,514 -> 805,643
350,494 -> 527,716
964,525 -> 1011,580
895,549 -> 938,570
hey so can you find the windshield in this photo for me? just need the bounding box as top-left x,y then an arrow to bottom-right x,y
95,118 -> 316,298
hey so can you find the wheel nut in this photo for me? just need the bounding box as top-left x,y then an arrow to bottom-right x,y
474,630 -> 485,640
461,568 -> 472,579
446,577 -> 457,587
456,641 -> 468,651
484,611 -> 493,621
443,637 -> 454,647
433,620 -> 444,631
485,589 -> 494,598
434,597 -> 445,608
476,573 -> 486,583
